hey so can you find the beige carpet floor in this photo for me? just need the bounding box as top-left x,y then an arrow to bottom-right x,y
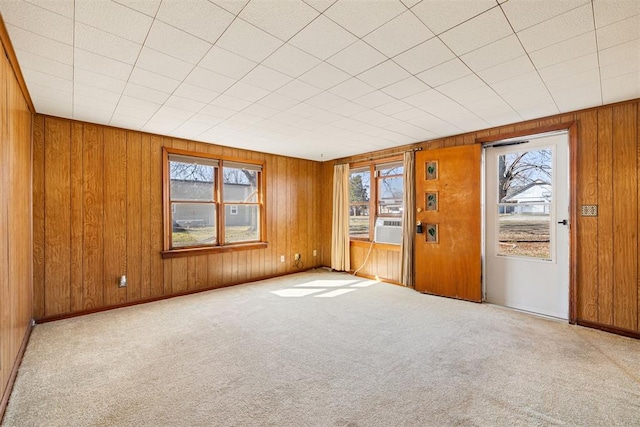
3,269 -> 640,426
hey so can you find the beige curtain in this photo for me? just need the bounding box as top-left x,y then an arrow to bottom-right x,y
400,151 -> 415,287
331,163 -> 350,271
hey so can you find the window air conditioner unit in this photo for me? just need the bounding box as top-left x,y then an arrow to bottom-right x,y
374,218 -> 402,244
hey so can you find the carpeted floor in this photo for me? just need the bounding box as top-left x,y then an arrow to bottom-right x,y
3,269 -> 640,426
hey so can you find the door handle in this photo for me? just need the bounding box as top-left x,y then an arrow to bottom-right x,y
557,219 -> 568,225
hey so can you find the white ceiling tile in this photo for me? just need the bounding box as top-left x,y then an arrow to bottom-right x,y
601,71 -> 640,104
381,76 -> 430,99
392,105 -> 428,121
199,46 -> 257,79
528,31 -> 597,69
545,68 -> 600,92
289,15 -> 358,60
600,57 -> 640,80
242,65 -> 293,91
475,105 -> 522,127
596,14 -> 640,50
327,40 -> 386,75
324,0 -> 405,38
358,60 -> 410,89
75,68 -> 126,94
123,82 -> 171,104
242,103 -> 280,119
599,38 -> 640,67
200,103 -> 237,119
477,55 -> 535,85
189,112 -> 225,127
130,67 -> 181,94
170,120 -> 215,139
287,102 -> 323,118
156,0 -> 234,43
224,81 -> 270,103
277,79 -> 324,101
209,0 -> 250,15
263,44 -> 320,77
22,68 -> 72,93
411,113 -> 461,136
25,0 -> 74,17
185,67 -> 237,93
239,0 -> 319,41
364,10 -> 435,57
1,0 -> 73,44
75,0 -> 152,44
538,53 -> 599,82
165,95 -> 207,113
154,105 -> 196,121
136,47 -> 194,81
75,22 -> 141,64
412,0 -> 497,34
303,0 -> 338,13
416,58 -> 472,87
6,24 -> 73,64
437,74 -> 487,100
117,95 -> 161,118
14,49 -> 73,80
143,117 -> 182,135
352,109 -> 400,127
256,92 -> 300,110
216,19 -> 284,62
329,78 -> 375,100
374,99 -> 413,115
74,93 -> 118,115
400,0 -> 420,8
306,92 -> 348,110
461,35 -> 526,72
311,110 -> 343,124
73,108 -> 113,126
553,83 -> 602,112
393,37 -> 455,74
593,0 -> 640,28
517,4 -> 594,52
517,103 -> 560,121
440,7 -> 513,56
74,82 -> 121,105
209,94 -> 253,112
173,83 -> 220,104
402,88 -> 449,108
110,113 -> 149,130
490,71 -> 544,95
502,0 -> 589,32
298,62 -> 351,90
500,83 -> 557,111
385,121 -> 432,140
74,48 -> 133,81
353,90 -> 396,108
145,20 -> 212,64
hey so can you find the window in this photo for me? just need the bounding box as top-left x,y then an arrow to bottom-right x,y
349,158 -> 404,241
163,148 -> 265,257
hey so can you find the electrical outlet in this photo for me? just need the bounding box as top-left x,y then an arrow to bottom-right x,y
280,255 -> 285,262
294,253 -> 300,261
313,249 -> 317,257
119,275 -> 127,288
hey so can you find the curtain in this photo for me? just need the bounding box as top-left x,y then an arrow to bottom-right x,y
331,163 -> 350,272
400,151 -> 416,287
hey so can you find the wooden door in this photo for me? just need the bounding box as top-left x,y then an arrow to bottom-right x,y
415,145 -> 481,301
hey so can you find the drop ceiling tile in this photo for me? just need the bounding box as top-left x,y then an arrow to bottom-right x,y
154,105 -> 195,121
25,0 -> 74,17
600,57 -> 640,80
110,113 -> 149,130
289,15 -> 358,60
303,0 -> 338,13
364,10 -> 435,57
596,14 -> 640,50
185,67 -> 237,93
517,4 -> 594,52
143,117 -> 182,135
156,0 -> 234,43
328,78 -> 375,100
73,108 -> 113,126
412,0 -> 497,35
305,92 -> 348,110
130,67 -> 181,94
385,121 -> 432,139
327,40 -> 386,75
165,96 -> 207,113
593,0 -> 640,28
353,90 -> 396,108
392,106 -> 428,121
224,112 -> 263,127
352,109 -> 400,127
416,58 -> 472,87
381,76 -> 430,99
216,19 -> 284,62
299,62 -> 351,90
461,35 -> 526,72
411,114 -> 461,136
287,102 -> 324,118
225,81 -> 271,103
199,46 -> 257,79
545,68 -> 600,92
136,47 -> 194,81
491,71 -> 544,95
118,94 -> 159,114
553,82 -> 602,112
276,79 -> 323,101
358,60 -> 410,89
374,99 -> 413,115
501,84 -> 556,110
75,0 -> 152,44
123,82 -> 171,104
538,53 -> 598,82
440,7 -> 513,56
501,0 -> 589,32
239,0 -> 319,41
6,24 -> 73,64
30,92 -> 72,117
74,48 -> 133,81
242,65 -> 293,91
331,101 -> 369,117
475,105 -> 522,127
517,103 -> 560,120
170,120 -> 215,139
324,0 -> 405,38
145,21 -> 212,65
402,88 -> 449,108
599,38 -> 640,67
74,93 -> 118,114
14,50 -> 72,80
209,94 -> 254,112
75,68 -> 126,94
400,0 -> 420,8
74,82 -> 121,104
263,44 -> 321,77
393,38 -> 455,74
601,71 -> 640,104
256,92 -> 300,110
209,0 -> 250,15
22,68 -> 72,93
242,103 -> 280,119
1,0 -> 73,44
75,22 -> 141,64
189,113 -> 225,127
200,103 -> 237,119
477,56 -> 535,85
528,31 -> 597,69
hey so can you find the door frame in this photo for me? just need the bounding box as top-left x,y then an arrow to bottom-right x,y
476,122 -> 578,324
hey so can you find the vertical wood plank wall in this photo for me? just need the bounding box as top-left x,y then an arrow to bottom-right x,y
0,47 -> 33,411
321,99 -> 640,334
33,116 -> 323,319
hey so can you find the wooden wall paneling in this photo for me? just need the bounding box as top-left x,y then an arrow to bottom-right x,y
161,138 -> 172,295
576,111 -> 599,322
126,131 -> 142,301
103,127 -> 127,306
265,154 -> 276,277
69,123 -> 83,312
149,136 -> 164,298
290,159 -> 301,270
44,118 -> 71,316
638,102 -> 640,331
82,124 -> 104,310
32,115 -> 44,318
276,156 -> 287,274
376,249 -> 388,279
171,256 -> 188,292
612,104 -> 638,331
0,50 -> 9,395
140,134 -> 151,298
597,108 -> 614,325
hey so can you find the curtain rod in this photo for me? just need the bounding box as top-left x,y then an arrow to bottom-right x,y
336,147 -> 423,165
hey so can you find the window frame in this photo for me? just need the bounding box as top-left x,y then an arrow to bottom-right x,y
349,155 -> 403,242
162,147 -> 267,258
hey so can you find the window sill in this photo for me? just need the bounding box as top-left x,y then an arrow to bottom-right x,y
162,242 -> 268,259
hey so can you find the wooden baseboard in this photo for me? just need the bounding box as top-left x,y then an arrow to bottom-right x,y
577,320 -> 640,340
37,267 -> 321,323
1,322 -> 33,423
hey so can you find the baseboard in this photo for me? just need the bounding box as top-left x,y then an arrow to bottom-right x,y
0,322 -> 33,423
37,267 -> 321,323
577,320 -> 640,340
